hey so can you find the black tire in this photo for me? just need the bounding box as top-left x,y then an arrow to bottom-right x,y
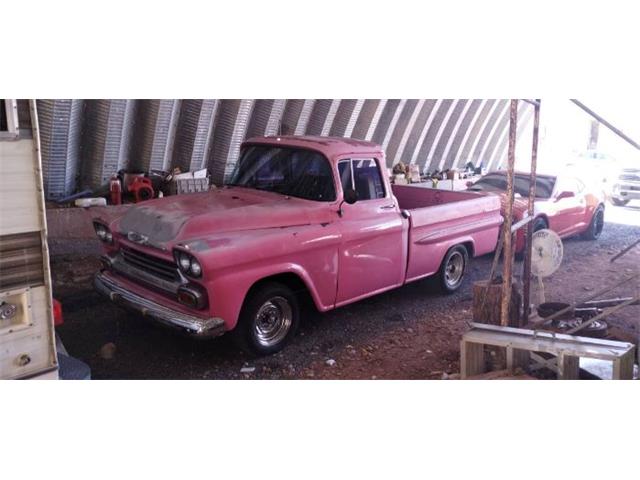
532,217 -> 548,233
611,197 -> 630,207
515,218 -> 547,260
583,205 -> 605,240
568,319 -> 608,339
232,282 -> 300,356
582,320 -> 608,338
438,245 -> 469,294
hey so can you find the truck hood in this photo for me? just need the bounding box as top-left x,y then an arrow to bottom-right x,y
115,187 -> 336,249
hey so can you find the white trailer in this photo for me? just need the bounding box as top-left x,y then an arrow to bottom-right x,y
0,99 -> 58,379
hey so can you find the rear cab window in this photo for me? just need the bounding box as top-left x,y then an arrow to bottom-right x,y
338,159 -> 386,201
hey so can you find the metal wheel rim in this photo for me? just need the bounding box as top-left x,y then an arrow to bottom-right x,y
445,251 -> 465,287
594,210 -> 604,236
254,296 -> 292,347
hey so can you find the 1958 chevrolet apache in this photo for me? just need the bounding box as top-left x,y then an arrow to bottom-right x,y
94,136 -> 503,354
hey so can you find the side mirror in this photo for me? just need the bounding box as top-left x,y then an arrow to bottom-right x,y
556,191 -> 575,201
337,188 -> 358,217
343,188 -> 358,205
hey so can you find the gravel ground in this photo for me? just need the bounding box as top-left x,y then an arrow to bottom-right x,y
53,203 -> 640,379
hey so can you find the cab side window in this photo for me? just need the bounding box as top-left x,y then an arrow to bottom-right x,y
338,159 -> 386,201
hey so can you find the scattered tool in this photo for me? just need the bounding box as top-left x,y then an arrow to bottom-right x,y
128,176 -> 154,203
610,237 -> 640,263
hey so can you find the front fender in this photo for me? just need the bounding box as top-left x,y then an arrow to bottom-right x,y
194,223 -> 342,330
207,262 -> 333,331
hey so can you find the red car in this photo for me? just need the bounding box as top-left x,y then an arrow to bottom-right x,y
468,171 -> 605,251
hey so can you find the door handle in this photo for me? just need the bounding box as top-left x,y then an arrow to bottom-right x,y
380,204 -> 396,210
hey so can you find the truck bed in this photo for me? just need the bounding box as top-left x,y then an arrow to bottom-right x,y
392,185 -> 503,282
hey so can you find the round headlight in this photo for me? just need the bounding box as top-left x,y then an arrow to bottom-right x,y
190,259 -> 202,277
105,231 -> 113,243
178,252 -> 191,272
96,224 -> 107,240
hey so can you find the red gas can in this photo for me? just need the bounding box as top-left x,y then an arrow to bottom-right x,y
109,175 -> 122,205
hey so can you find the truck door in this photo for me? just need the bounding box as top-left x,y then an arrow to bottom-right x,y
335,158 -> 407,305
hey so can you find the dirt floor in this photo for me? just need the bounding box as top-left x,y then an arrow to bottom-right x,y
51,203 -> 640,379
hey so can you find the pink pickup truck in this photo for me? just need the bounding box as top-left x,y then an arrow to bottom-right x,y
94,136 -> 502,354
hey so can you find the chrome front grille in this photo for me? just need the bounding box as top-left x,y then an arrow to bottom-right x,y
120,246 -> 178,281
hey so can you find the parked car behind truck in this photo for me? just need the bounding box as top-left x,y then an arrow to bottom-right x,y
94,136 -> 502,354
467,171 -> 605,252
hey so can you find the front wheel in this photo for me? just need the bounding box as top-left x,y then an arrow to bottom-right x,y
232,282 -> 300,355
583,205 -> 605,240
438,245 -> 469,294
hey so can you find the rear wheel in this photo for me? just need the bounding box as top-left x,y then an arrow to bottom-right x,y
583,205 -> 605,240
438,245 -> 469,294
516,218 -> 547,260
611,197 -> 630,207
532,217 -> 548,233
232,282 -> 300,355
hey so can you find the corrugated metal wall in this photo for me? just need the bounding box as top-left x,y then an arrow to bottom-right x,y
36,99 -> 533,199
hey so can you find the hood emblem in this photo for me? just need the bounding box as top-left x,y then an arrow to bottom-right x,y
127,231 -> 149,245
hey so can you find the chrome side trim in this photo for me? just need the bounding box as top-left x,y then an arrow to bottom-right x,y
94,272 -> 225,337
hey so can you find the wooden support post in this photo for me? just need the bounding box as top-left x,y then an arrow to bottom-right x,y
523,99 -> 541,317
506,347 -> 529,373
557,353 -> 580,380
461,341 -> 485,379
612,352 -> 634,380
500,100 -> 519,327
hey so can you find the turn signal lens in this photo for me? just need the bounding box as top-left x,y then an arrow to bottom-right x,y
177,290 -> 197,308
177,285 -> 207,309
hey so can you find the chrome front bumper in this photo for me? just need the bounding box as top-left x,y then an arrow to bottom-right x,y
94,272 -> 226,337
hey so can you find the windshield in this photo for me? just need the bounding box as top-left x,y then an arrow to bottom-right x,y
227,145 -> 336,202
469,173 -> 556,199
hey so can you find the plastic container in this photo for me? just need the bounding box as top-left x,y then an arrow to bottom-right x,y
74,197 -> 107,208
168,177 -> 210,195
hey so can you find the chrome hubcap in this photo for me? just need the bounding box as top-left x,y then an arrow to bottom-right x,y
254,296 -> 292,347
445,251 -> 464,287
